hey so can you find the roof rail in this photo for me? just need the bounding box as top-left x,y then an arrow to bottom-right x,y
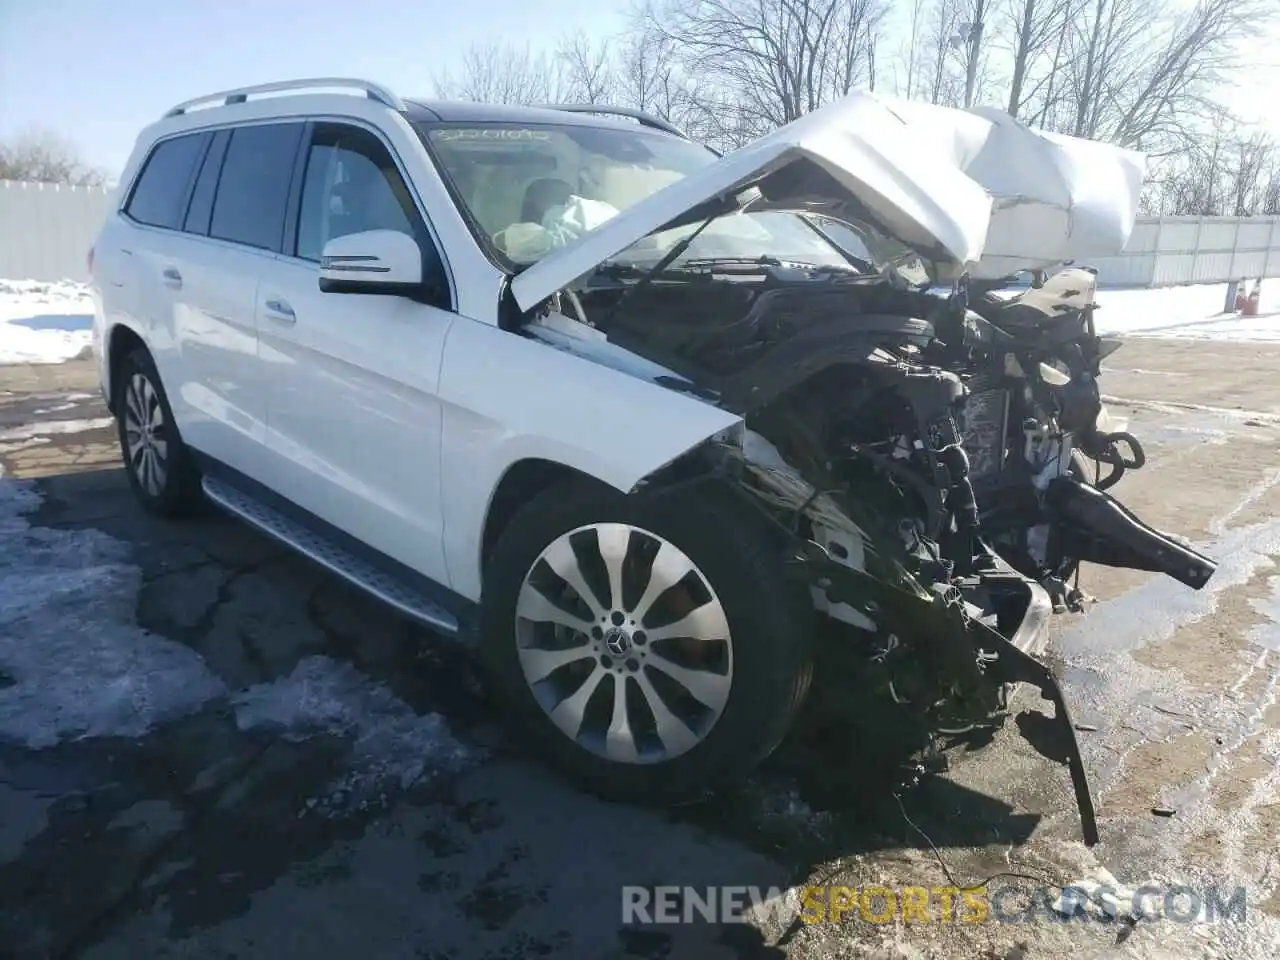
541,104 -> 688,139
164,78 -> 405,118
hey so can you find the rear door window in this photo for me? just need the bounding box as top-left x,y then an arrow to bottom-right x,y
208,122 -> 304,252
124,132 -> 210,230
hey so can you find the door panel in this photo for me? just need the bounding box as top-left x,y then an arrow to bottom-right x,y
260,122 -> 454,586
165,121 -> 304,477
116,129 -> 265,469
160,236 -> 271,467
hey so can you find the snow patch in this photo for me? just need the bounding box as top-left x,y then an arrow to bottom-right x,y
0,467 -> 227,748
1094,282 -> 1280,342
232,655 -> 473,816
0,278 -> 95,365
0,280 -> 90,298
0,438 -> 51,454
0,417 -> 113,442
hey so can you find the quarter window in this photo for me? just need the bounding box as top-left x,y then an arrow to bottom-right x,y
124,133 -> 209,230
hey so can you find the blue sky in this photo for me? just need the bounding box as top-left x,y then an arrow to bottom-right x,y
0,0 -> 626,176
3,0 -> 1278,179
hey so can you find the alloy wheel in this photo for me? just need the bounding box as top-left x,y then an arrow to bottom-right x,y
123,372 -> 168,497
514,522 -> 734,764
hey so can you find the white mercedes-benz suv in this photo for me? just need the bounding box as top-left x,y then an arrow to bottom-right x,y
92,78 -> 1159,830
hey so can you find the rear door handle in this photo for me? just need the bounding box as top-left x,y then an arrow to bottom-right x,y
264,298 -> 296,323
161,267 -> 182,289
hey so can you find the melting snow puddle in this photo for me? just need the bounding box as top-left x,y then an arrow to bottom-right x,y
0,280 -> 95,365
1057,463 -> 1280,662
0,437 -> 51,454
1101,367 -> 1187,377
0,465 -> 473,815
0,468 -> 226,748
233,655 -> 474,817
0,417 -> 113,442
1246,577 -> 1280,653
1051,468 -> 1280,935
1055,516 -> 1280,662
1101,395 -> 1280,427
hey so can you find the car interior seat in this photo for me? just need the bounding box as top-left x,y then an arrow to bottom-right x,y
520,178 -> 573,225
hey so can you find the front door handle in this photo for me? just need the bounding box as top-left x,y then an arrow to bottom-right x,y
161,266 -> 182,289
264,298 -> 296,323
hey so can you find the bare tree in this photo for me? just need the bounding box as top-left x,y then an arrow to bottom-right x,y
896,0 -> 1000,107
1227,132 -> 1274,216
1062,0 -> 1265,155
613,26 -> 719,139
895,0 -> 929,99
0,129 -> 106,186
557,30 -> 617,104
432,41 -> 572,104
431,33 -> 618,108
922,0 -> 968,106
1001,0 -> 1078,117
428,0 -> 1274,197
1141,117 -> 1280,216
615,26 -> 683,117
639,0 -> 888,147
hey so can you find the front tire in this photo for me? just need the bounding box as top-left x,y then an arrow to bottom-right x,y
114,347 -> 203,516
479,478 -> 814,803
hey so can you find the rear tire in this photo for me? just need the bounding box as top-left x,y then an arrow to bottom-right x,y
479,478 -> 814,803
114,347 -> 204,517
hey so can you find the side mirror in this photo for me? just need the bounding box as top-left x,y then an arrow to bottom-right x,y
319,230 -> 424,296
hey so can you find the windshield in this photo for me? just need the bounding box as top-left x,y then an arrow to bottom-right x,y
419,120 -> 928,284
420,122 -> 716,261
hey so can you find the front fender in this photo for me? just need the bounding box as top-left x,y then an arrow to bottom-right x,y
437,316 -> 742,600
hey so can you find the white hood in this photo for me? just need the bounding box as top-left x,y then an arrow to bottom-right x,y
509,93 -> 1147,310
510,93 -> 995,311
869,97 -> 1147,279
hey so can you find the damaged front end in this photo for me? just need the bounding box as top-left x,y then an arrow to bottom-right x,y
478,91 -> 1212,846
680,351 -> 1102,845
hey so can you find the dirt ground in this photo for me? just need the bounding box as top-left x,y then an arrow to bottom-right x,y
1,341 -> 1278,959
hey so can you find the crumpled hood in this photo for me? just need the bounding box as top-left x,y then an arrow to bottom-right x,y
508,92 -> 1147,311
869,97 -> 1147,279
510,93 -> 996,312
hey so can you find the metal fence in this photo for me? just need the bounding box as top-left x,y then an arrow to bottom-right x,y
1090,215 -> 1280,289
2,178 -> 1279,291
0,180 -> 116,284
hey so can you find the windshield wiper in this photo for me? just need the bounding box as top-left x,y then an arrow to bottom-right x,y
679,256 -> 861,274
796,216 -> 876,273
598,213 -> 720,329
587,261 -> 647,281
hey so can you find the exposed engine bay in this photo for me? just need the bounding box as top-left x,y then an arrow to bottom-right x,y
515,249 -> 1217,846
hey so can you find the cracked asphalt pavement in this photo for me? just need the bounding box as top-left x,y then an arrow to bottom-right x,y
1,344 -> 1278,960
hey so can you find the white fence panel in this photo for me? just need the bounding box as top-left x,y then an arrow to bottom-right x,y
1093,215 -> 1280,289
0,180 -> 116,284
3,180 -> 1279,291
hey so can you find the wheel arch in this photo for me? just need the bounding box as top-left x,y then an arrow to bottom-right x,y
450,424 -> 743,604
479,458 -> 611,574
104,323 -> 148,415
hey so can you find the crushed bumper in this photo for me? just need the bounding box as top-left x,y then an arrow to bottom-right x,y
796,543 -> 1099,846
1047,476 -> 1217,590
